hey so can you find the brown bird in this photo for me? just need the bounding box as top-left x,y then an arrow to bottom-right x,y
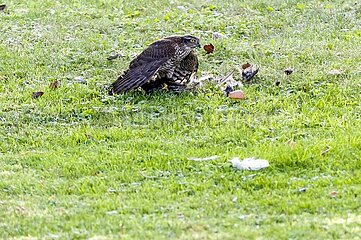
109,35 -> 201,95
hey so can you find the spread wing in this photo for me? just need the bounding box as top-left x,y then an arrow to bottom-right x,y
109,39 -> 177,94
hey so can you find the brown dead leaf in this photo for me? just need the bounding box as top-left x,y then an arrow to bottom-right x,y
0,5 -> 6,11
203,43 -> 215,54
49,80 -> 60,89
32,91 -> 44,99
241,63 -> 251,69
228,90 -> 245,100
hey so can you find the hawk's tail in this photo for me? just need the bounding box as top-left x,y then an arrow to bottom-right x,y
109,60 -> 165,95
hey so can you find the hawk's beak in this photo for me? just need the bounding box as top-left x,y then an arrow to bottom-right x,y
197,42 -> 201,48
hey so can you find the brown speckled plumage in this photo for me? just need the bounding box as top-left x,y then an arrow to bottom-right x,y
109,35 -> 200,95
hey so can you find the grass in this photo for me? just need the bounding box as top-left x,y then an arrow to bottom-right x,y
1,0 -> 361,239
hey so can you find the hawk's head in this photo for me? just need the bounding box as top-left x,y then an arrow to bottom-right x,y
181,35 -> 201,48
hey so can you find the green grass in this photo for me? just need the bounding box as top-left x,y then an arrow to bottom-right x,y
1,0 -> 361,239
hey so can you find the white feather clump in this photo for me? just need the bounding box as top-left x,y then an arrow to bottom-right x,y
230,157 -> 269,170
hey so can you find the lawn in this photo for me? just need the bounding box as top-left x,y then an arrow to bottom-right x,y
0,0 -> 361,239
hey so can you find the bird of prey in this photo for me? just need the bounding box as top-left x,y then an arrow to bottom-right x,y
109,35 -> 201,95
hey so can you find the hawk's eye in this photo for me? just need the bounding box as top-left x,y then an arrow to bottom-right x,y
190,39 -> 195,43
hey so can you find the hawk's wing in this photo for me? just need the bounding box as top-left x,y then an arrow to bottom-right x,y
110,39 -> 177,94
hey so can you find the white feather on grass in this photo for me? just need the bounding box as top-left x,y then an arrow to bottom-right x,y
230,157 -> 269,170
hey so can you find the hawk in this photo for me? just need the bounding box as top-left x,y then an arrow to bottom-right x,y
109,35 -> 201,95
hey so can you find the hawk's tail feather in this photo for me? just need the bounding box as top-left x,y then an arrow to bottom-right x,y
109,60 -> 165,95
110,68 -> 146,94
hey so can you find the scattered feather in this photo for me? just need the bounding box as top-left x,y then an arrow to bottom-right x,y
177,6 -> 187,11
223,85 -> 234,96
32,91 -> 44,99
107,52 -> 123,61
187,155 -> 220,161
284,68 -> 294,75
106,210 -> 118,215
238,63 -> 259,81
298,187 -> 307,193
187,73 -> 214,88
230,157 -> 269,170
328,69 -> 342,75
74,76 -> 86,84
212,32 -> 227,39
216,69 -> 235,87
49,80 -> 60,89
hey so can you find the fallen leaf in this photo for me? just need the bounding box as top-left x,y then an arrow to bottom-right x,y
284,68 -> 294,75
241,63 -> 251,69
0,75 -> 7,81
32,91 -> 44,99
203,43 -> 215,54
228,89 -> 245,100
0,5 -> 6,11
187,155 -> 220,161
49,80 -> 60,89
230,157 -> 269,170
